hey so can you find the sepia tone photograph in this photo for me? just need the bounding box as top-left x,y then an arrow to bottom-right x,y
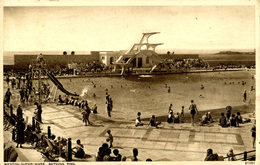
2,2 -> 258,163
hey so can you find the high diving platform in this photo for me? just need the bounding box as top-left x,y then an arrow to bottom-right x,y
114,32 -> 169,75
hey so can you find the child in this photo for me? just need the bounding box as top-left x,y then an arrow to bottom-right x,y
180,106 -> 185,122
135,112 -> 143,127
106,130 -> 113,148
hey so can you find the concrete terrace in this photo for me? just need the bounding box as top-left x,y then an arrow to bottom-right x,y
4,101 -> 256,162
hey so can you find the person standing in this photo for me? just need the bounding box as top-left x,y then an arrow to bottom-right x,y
180,106 -> 185,122
106,130 -> 113,148
243,90 -> 247,102
168,103 -> 173,113
189,100 -> 199,126
251,121 -> 256,148
11,78 -> 16,90
82,105 -> 92,126
19,88 -> 25,102
226,106 -> 232,121
6,75 -> 10,87
16,105 -> 23,120
34,102 -> 42,123
16,118 -> 25,148
4,88 -> 12,105
107,101 -> 112,117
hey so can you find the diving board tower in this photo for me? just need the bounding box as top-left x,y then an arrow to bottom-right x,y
114,32 -> 169,75
30,54 -> 47,105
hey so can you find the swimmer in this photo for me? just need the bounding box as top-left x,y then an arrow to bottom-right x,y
251,86 -> 255,91
105,88 -> 108,91
201,85 -> 204,89
93,93 -> 96,98
93,84 -> 96,88
100,85 -> 101,87
199,94 -> 204,98
121,85 -> 123,88
168,87 -> 171,93
225,82 -> 226,84
148,86 -> 151,89
111,85 -> 113,88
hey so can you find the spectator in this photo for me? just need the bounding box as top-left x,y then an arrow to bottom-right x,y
219,113 -> 228,127
207,112 -> 213,123
106,130 -> 113,148
167,111 -> 173,124
92,104 -> 98,114
131,148 -> 138,161
4,144 -> 18,162
230,114 -> 237,127
16,104 -> 23,120
4,88 -> 12,105
103,148 -> 113,161
11,79 -> 16,90
72,139 -> 85,158
180,106 -> 185,118
227,148 -> 236,161
113,149 -> 122,161
189,100 -> 199,126
16,118 -> 26,148
235,112 -> 243,126
58,95 -> 64,104
96,147 -> 103,161
226,106 -> 232,121
135,112 -> 143,126
204,148 -> 218,161
173,112 -> 180,123
148,115 -> 161,128
34,102 -> 42,123
82,105 -> 92,126
6,75 -> 10,87
251,121 -> 256,148
200,113 -> 208,126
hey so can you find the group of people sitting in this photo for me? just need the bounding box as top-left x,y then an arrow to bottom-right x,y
96,143 -> 124,161
219,112 -> 247,127
135,112 -> 161,128
58,95 -> 97,114
95,144 -> 151,161
199,112 -> 213,126
218,106 -> 251,127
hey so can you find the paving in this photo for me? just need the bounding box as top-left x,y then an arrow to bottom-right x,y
4,100 -> 256,162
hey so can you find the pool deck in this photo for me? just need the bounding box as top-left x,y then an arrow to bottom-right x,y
4,100 -> 256,162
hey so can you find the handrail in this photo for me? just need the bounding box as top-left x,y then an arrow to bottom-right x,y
223,150 -> 256,161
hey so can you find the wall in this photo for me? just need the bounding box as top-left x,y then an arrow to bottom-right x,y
14,54 -> 99,72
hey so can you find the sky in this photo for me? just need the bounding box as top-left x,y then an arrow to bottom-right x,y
3,6 -> 255,53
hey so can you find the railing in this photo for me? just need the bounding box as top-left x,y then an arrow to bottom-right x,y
223,150 -> 256,161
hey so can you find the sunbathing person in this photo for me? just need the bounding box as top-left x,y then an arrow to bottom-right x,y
135,112 -> 143,126
72,139 -> 85,158
148,115 -> 161,128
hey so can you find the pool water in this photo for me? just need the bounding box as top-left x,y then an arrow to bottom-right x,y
43,70 -> 255,120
